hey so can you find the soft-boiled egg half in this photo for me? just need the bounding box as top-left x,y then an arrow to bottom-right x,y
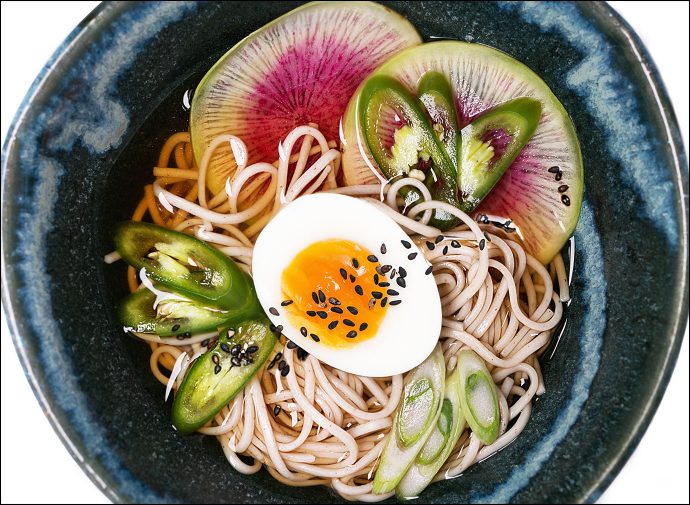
252,193 -> 441,377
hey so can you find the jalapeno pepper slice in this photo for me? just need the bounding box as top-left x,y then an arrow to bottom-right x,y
117,288 -> 242,337
358,75 -> 460,230
114,221 -> 259,313
459,97 -> 542,212
171,319 -> 276,434
418,71 -> 460,169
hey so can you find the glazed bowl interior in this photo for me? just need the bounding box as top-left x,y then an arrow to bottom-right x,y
1,2 -> 687,503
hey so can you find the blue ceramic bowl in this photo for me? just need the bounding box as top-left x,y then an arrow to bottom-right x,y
2,2 -> 687,503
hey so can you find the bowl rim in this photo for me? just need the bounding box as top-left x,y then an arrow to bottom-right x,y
1,1 -> 687,503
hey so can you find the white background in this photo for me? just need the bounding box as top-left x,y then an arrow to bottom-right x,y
0,1 -> 687,503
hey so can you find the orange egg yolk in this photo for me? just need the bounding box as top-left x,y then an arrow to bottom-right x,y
281,239 -> 388,347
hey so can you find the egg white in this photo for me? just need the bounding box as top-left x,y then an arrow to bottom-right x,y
252,193 -> 441,377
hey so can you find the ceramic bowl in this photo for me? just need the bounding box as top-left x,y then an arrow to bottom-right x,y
1,2 -> 687,503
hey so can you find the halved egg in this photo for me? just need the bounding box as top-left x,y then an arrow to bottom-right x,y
252,193 -> 441,377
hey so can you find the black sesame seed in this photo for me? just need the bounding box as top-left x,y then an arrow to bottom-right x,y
281,365 -> 290,377
275,325 -> 283,334
381,264 -> 392,274
346,331 -> 357,339
367,254 -> 378,263
269,323 -> 277,332
390,268 -> 397,279
269,307 -> 279,316
355,285 -> 364,295
374,273 -> 379,284
347,306 -> 359,315
177,335 -> 186,340
387,289 -> 399,296
278,360 -> 286,370
555,171 -> 563,181
220,343 -> 231,353
343,319 -> 355,327
330,306 -> 344,314
214,364 -> 222,374
435,235 -> 444,244
561,194 -> 571,206
310,333 -> 320,342
182,332 -> 192,339
352,258 -> 359,268
329,297 -> 341,305
426,241 -> 436,250
273,352 -> 283,362
349,274 -> 356,282
300,326 -> 308,337
558,184 -> 569,193
340,268 -> 348,280
297,348 -> 309,361
375,265 -> 383,275
317,311 -> 328,319
359,323 -> 368,331
401,240 -> 411,249
311,292 -> 319,304
243,357 -> 254,365
451,240 -> 461,248
287,340 -> 297,349
328,320 -> 339,330
548,165 -> 560,173
281,300 -> 293,307
231,357 -> 241,366
201,339 -> 210,347
443,245 -> 449,255
398,266 -> 407,278
246,345 -> 259,354
379,281 -> 390,287
484,231 -> 491,242
318,290 -> 326,303
479,239 -> 486,251
306,310 -> 316,317
390,299 -> 402,306
381,297 -> 388,307
267,361 -> 275,370
212,354 -> 220,365
231,344 -> 241,356
397,277 -> 406,288
371,291 -> 383,299
171,324 -> 180,332
408,252 -> 418,260
380,243 -> 387,254
273,405 -> 281,416
425,265 -> 433,275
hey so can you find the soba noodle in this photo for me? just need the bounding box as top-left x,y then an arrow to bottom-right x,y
117,124 -> 567,501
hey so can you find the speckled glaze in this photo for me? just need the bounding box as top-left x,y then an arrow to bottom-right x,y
1,2 -> 687,503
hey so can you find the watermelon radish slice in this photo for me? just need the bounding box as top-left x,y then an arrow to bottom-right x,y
342,41 -> 583,264
190,1 -> 422,195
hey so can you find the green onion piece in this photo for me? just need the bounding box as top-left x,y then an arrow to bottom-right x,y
396,364 -> 465,499
457,350 -> 500,445
372,345 -> 446,494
